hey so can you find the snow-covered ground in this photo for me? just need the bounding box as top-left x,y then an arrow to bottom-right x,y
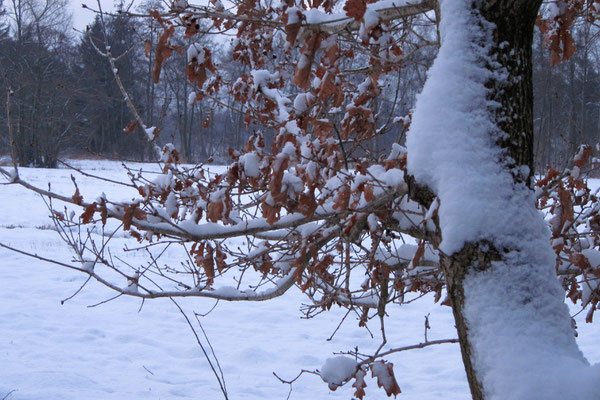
0,160 -> 597,399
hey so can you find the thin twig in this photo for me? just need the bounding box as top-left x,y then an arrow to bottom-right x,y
273,369 -> 319,384
194,313 -> 228,392
273,368 -> 323,400
327,308 -> 352,341
358,338 -> 459,367
142,365 -> 155,375
87,293 -> 124,308
1,389 -> 17,400
170,298 -> 229,400
61,275 -> 93,305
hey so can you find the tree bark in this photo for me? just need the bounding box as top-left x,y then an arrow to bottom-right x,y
404,2 -> 593,399
478,0 -> 542,183
440,3 -> 542,399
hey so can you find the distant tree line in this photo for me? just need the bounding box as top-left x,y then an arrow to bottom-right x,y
0,0 -> 263,166
0,0 -> 598,170
533,21 -> 600,171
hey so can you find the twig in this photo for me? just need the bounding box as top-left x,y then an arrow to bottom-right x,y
56,159 -> 135,188
170,298 -> 229,400
358,338 -> 459,367
137,298 -> 146,313
327,307 -> 351,341
332,123 -> 350,171
0,242 -> 87,273
61,275 -> 93,305
272,369 -> 318,385
196,300 -> 220,317
272,369 -> 318,400
5,87 -> 18,176
1,389 -> 17,400
194,313 -> 227,392
87,293 -> 123,308
142,365 -> 155,375
94,0 -> 160,154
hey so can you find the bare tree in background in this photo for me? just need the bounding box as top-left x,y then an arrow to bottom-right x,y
0,0 -> 77,167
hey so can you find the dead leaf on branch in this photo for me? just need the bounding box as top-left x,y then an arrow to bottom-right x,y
535,168 -> 560,188
318,72 -> 344,107
123,120 -> 139,134
72,188 -> 83,206
186,47 -> 217,89
267,156 -> 289,207
215,245 -> 227,273
207,198 -> 225,223
313,119 -> 334,139
153,25 -> 175,83
574,145 -> 592,169
282,9 -> 303,46
363,184 -> 375,203
130,229 -> 142,242
182,14 -> 201,38
344,0 -> 367,21
149,9 -> 168,26
340,107 -> 375,140
293,33 -> 323,90
297,191 -> 318,218
332,184 -> 351,211
262,200 -> 281,225
371,361 -> 401,397
411,240 -> 425,269
203,244 -> 215,285
100,200 -> 108,226
80,202 -> 97,224
122,203 -> 146,231
52,210 -> 65,221
570,253 -> 592,271
537,2 -> 581,66
352,368 -> 367,399
557,185 -> 574,231
323,38 -> 339,66
586,307 -> 596,323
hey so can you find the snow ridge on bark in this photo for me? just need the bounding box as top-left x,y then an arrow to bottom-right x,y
406,0 -> 600,399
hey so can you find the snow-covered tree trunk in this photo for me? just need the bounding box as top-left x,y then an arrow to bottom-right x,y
406,1 -> 600,399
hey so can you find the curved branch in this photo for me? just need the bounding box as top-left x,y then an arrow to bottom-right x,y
0,241 -> 296,301
120,0 -> 436,35
0,166 -> 408,242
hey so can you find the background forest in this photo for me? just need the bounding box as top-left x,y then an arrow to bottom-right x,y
0,0 -> 596,171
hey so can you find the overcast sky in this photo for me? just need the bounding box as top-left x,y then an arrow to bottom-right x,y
68,0 -> 134,32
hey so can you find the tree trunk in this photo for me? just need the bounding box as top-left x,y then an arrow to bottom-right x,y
478,0 -> 540,182
445,2 -> 540,397
406,1 -> 597,399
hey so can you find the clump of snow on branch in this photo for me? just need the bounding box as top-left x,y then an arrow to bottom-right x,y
320,356 -> 357,390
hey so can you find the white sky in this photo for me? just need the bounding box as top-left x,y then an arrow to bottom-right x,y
68,0 -> 137,33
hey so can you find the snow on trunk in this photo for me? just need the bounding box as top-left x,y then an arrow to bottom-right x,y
406,0 -> 600,399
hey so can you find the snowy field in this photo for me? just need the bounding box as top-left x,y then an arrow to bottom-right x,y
0,160 -> 598,400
